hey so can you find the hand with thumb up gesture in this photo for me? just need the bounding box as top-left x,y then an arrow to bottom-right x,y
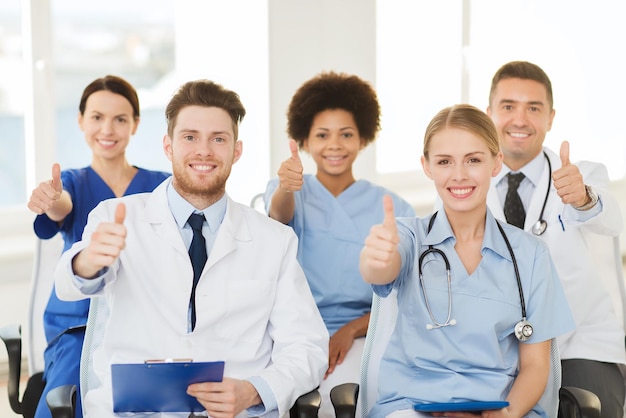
72,202 -> 127,279
277,139 -> 304,193
269,139 -> 304,224
360,195 -> 401,285
551,141 -> 589,208
27,163 -> 72,221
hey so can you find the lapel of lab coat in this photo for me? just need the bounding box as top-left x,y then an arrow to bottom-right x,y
142,185 -> 252,274
204,197 -> 252,271
142,182 -> 189,258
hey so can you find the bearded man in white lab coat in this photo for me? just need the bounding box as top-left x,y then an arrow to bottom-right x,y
55,79 -> 329,418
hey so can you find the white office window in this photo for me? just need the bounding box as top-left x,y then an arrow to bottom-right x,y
0,1 -> 26,207
376,0 -> 463,175
467,0 -> 626,180
51,0 -> 176,174
376,0 -> 626,180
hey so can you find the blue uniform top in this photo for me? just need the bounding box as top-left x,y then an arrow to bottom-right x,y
370,209 -> 575,418
265,174 -> 415,335
34,166 -> 170,342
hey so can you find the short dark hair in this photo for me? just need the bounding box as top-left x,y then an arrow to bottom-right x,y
79,75 -> 140,119
165,80 -> 246,139
489,61 -> 554,109
287,72 -> 381,147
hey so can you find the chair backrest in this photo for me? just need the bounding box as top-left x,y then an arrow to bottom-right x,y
0,234 -> 64,417
79,294 -> 107,408
358,290 -> 562,418
250,192 -> 266,214
26,235 -> 64,376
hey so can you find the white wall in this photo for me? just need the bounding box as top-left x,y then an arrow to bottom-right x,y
267,0 -> 378,184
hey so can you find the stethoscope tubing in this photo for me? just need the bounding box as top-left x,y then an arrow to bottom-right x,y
418,212 -> 532,340
531,151 -> 552,236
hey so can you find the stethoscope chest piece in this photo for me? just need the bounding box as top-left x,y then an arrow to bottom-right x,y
532,220 -> 547,236
420,212 -> 535,341
514,318 -> 534,342
530,151 -> 552,236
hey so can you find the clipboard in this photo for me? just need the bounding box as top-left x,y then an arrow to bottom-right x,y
111,361 -> 225,412
413,400 -> 509,413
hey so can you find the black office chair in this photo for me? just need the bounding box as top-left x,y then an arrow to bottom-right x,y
45,385 -> 76,418
1,234 -> 64,418
0,325 -> 45,418
249,192 -> 266,213
44,383 -> 321,418
558,387 -> 602,418
329,383 -> 600,418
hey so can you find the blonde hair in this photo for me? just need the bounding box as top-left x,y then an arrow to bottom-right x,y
423,104 -> 500,160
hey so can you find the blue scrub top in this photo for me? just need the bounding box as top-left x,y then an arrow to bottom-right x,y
34,166 -> 170,342
370,209 -> 575,418
265,175 -> 415,335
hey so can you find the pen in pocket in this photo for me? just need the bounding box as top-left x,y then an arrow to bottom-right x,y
558,215 -> 565,231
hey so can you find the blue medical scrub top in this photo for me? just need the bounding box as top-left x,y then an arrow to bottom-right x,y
34,166 -> 170,343
370,209 -> 575,418
265,174 -> 415,335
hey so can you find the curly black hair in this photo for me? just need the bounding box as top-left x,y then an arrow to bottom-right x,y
287,72 -> 381,147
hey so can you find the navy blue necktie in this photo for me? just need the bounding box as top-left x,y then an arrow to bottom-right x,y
187,213 -> 207,331
504,172 -> 526,229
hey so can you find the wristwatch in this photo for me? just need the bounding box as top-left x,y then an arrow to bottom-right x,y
574,185 -> 599,211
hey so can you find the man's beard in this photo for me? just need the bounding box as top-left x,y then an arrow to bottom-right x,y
172,163 -> 231,202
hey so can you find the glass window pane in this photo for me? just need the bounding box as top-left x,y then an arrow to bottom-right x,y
466,0 -> 626,180
376,0 -> 626,180
51,0 -> 175,173
0,1 -> 26,207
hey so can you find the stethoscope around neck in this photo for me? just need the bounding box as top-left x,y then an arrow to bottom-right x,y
418,212 -> 534,342
530,151 -> 552,236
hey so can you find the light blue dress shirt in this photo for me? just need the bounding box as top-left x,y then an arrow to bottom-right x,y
166,184 -> 226,332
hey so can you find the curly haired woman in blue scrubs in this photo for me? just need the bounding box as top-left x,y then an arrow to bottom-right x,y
27,75 -> 170,418
264,71 -> 415,417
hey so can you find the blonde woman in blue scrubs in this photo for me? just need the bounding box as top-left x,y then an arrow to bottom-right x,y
360,104 -> 574,418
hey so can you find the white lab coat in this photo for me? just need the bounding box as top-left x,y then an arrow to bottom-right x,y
55,181 -> 329,417
488,147 -> 626,364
